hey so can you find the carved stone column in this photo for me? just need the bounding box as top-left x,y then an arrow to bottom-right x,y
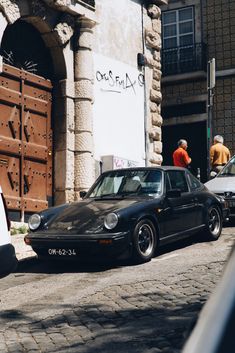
74,18 -> 96,199
144,0 -> 168,166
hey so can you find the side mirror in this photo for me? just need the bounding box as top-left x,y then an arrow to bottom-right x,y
209,171 -> 217,179
79,191 -> 87,199
166,188 -> 181,198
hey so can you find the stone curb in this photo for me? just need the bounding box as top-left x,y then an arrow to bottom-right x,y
11,234 -> 36,261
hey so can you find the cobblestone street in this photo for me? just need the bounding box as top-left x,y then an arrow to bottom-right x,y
1,227 -> 235,353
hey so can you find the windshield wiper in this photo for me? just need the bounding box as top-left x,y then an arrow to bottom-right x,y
94,193 -> 124,200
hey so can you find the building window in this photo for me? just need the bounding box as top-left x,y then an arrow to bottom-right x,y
162,7 -> 194,49
162,6 -> 206,76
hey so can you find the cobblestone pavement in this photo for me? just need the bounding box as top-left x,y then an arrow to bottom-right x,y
1,227 -> 235,353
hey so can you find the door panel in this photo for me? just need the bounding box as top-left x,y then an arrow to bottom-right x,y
161,171 -> 197,237
0,63 -> 53,216
0,104 -> 21,139
163,193 -> 196,235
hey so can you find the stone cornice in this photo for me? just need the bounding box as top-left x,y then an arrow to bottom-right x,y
42,0 -> 97,22
144,0 -> 168,5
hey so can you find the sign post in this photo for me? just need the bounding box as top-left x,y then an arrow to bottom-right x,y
207,58 -> 215,179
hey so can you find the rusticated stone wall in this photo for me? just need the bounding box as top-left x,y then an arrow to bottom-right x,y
144,3 -> 163,166
0,0 -> 20,24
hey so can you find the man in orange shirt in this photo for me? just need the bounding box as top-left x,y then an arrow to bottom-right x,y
173,139 -> 192,168
210,135 -> 230,174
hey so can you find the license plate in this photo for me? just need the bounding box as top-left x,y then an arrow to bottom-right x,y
48,248 -> 77,256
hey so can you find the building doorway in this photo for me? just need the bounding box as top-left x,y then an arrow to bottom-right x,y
162,121 -> 208,182
0,20 -> 54,221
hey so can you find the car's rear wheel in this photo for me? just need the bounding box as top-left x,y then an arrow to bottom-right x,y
205,206 -> 222,240
132,219 -> 157,263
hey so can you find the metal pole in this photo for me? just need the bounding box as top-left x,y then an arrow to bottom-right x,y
207,88 -> 212,179
207,58 -> 215,179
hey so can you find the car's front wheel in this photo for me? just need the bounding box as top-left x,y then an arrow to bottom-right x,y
132,219 -> 157,263
205,206 -> 222,240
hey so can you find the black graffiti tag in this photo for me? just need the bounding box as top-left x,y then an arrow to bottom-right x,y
96,70 -> 144,94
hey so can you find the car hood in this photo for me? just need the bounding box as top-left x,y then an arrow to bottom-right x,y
42,197 -> 148,235
205,176 -> 235,194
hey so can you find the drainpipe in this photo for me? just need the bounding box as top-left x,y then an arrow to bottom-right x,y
141,3 -> 149,167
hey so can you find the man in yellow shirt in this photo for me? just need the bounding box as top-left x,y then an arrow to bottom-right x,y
210,135 -> 231,174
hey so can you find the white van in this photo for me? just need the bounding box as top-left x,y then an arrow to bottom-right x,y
0,186 -> 18,277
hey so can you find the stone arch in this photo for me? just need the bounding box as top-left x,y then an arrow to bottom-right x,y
1,20 -> 54,79
0,0 -> 80,80
0,1 -> 76,207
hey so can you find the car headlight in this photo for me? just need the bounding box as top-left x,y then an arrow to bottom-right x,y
28,214 -> 41,231
104,213 -> 118,230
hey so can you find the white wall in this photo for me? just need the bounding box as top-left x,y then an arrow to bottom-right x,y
93,0 -> 146,167
94,0 -> 143,64
93,53 -> 145,166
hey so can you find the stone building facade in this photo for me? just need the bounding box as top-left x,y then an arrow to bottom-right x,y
160,0 -> 235,182
0,0 -> 167,219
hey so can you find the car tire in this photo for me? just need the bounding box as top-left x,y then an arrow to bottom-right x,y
205,206 -> 222,240
132,219 -> 157,263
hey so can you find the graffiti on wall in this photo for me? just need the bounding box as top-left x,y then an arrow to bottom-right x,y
113,156 -> 139,169
96,69 -> 144,95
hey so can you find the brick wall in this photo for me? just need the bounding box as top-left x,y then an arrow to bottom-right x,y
203,0 -> 235,70
163,80 -> 206,101
214,77 -> 235,152
203,0 -> 235,154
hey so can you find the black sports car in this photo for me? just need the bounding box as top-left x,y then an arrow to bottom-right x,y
24,167 -> 229,263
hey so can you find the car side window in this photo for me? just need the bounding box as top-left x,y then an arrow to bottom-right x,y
167,171 -> 189,193
187,173 -> 202,191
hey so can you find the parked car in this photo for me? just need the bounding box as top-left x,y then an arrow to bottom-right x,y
0,186 -> 18,277
205,155 -> 235,217
182,243 -> 235,353
24,167 -> 229,263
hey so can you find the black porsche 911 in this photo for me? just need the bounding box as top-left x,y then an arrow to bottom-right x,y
24,167 -> 229,263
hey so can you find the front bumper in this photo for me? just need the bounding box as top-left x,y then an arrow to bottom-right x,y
24,231 -> 131,260
0,243 -> 18,277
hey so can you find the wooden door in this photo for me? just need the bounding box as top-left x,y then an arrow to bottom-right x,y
0,63 -> 53,218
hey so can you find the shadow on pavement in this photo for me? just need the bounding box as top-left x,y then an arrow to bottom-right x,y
2,236 -> 228,353
0,287 -> 205,353
15,256 -> 120,275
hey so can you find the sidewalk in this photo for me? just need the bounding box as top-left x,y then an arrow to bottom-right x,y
11,234 -> 36,261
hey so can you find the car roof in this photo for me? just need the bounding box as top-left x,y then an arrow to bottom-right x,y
101,166 -> 187,174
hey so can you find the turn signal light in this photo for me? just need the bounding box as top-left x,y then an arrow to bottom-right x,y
99,239 -> 112,245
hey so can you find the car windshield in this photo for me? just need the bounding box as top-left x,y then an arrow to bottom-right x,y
87,169 -> 163,198
218,156 -> 235,177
